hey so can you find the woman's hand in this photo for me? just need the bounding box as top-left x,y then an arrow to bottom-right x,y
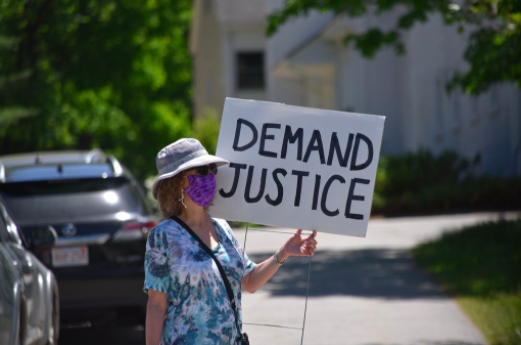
243,229 -> 318,293
278,229 -> 318,262
242,228 -> 318,294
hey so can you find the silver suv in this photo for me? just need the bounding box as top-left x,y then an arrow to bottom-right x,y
0,150 -> 157,327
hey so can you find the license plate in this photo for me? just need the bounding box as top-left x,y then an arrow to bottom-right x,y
52,246 -> 89,267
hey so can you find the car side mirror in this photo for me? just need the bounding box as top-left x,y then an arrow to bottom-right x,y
30,226 -> 58,249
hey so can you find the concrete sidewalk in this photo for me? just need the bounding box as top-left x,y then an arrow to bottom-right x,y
235,212 -> 519,345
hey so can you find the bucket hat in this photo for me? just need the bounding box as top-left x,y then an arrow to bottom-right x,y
152,138 -> 229,199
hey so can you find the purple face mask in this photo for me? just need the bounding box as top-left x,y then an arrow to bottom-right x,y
185,174 -> 216,207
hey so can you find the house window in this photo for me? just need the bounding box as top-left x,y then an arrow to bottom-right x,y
236,52 -> 265,90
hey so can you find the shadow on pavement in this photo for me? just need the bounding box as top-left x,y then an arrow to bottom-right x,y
249,248 -> 447,299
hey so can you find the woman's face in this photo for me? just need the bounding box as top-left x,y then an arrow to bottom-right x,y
181,164 -> 218,208
191,164 -> 218,176
182,164 -> 217,184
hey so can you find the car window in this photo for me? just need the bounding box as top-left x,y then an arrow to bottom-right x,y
5,163 -> 114,182
0,177 -> 128,196
0,177 -> 153,224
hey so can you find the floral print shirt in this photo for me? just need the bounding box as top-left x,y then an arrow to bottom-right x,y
143,217 -> 256,345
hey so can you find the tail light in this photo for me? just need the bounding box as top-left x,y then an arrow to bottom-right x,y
141,221 -> 157,235
113,218 -> 158,242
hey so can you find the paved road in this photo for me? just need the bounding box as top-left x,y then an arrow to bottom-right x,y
238,211 -> 519,345
59,211 -> 518,345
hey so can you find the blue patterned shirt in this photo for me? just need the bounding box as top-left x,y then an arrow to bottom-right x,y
143,217 -> 256,345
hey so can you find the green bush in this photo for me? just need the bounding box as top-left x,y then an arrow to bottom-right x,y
376,149 -> 476,196
373,149 -> 521,215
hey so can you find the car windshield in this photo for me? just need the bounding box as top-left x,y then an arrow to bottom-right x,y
0,177 -> 151,224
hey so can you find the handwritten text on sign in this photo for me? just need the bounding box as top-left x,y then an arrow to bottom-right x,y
210,98 -> 385,237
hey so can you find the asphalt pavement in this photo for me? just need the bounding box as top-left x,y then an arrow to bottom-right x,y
238,211 -> 519,345
59,211 -> 519,345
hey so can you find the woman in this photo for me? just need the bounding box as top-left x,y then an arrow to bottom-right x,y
144,138 -> 318,345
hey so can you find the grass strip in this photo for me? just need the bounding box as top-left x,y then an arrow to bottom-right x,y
413,219 -> 521,345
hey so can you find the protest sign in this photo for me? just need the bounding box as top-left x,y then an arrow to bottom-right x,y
210,98 -> 385,237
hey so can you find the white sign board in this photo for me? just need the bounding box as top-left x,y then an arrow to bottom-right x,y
210,98 -> 385,237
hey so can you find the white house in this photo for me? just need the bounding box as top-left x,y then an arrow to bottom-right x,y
190,0 -> 521,176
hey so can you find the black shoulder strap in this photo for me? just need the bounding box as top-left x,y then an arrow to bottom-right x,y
170,215 -> 244,342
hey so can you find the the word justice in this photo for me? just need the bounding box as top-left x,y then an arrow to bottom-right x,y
219,164 -> 370,219
217,119 -> 377,220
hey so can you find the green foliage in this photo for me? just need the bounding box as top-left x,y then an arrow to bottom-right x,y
144,174 -> 160,215
190,108 -> 222,155
373,149 -> 521,214
0,0 -> 193,179
458,293 -> 521,345
414,220 -> 521,344
0,107 -> 38,126
267,0 -> 521,94
376,149 -> 476,197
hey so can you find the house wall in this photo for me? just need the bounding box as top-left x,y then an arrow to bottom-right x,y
404,12 -> 520,176
326,11 -> 405,156
264,2 -> 334,107
336,44 -> 405,156
221,29 -> 267,104
327,9 -> 520,173
192,0 -> 224,119
192,0 -> 266,119
190,0 -> 520,176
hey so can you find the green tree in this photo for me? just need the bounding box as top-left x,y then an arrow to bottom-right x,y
0,0 -> 193,178
267,0 -> 521,94
190,107 -> 221,155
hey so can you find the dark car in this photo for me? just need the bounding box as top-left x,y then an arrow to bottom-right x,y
0,150 -> 158,327
0,196 -> 59,345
